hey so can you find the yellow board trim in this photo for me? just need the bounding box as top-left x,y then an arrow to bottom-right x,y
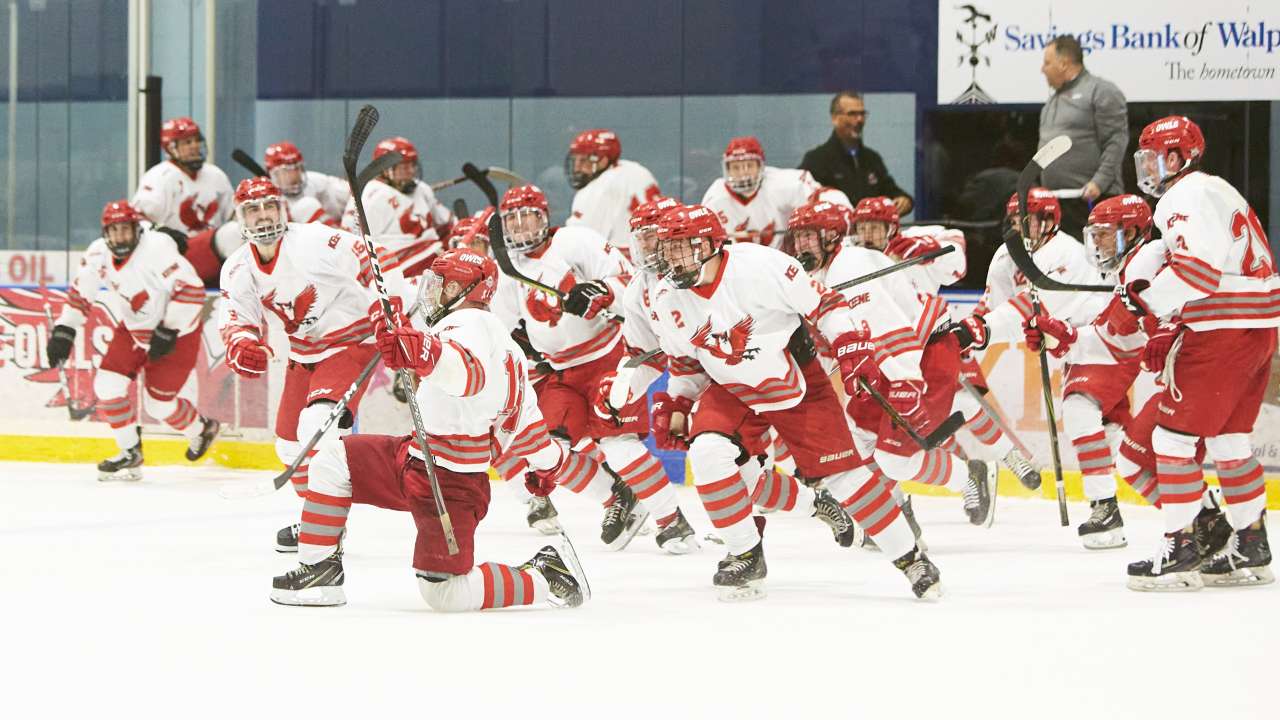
0,434 -> 281,470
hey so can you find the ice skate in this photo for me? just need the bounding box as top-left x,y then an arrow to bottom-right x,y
812,488 -> 858,547
893,545 -> 942,600
276,523 -> 300,553
526,495 -> 562,536
522,544 -> 588,608
600,478 -> 649,551
1127,529 -> 1202,592
962,459 -> 996,527
185,416 -> 220,461
713,541 -> 767,602
1201,513 -> 1273,588
1193,498 -> 1232,560
1003,448 -> 1041,490
1078,497 -> 1126,550
97,444 -> 143,482
270,550 -> 346,606
655,508 -> 700,554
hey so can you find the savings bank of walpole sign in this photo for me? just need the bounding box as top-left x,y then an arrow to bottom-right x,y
938,0 -> 1280,103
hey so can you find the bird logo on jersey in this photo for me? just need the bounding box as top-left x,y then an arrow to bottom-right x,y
125,289 -> 150,314
399,208 -> 433,238
733,218 -> 776,246
525,272 -> 577,327
690,316 -> 760,365
178,196 -> 220,233
262,284 -> 319,334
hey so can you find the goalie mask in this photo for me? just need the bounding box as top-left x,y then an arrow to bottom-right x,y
1134,115 -> 1204,198
1004,188 -> 1061,252
851,196 -> 899,251
1083,194 -> 1153,272
265,141 -> 306,196
499,185 -> 551,255
101,200 -> 145,259
722,136 -> 765,198
785,200 -> 851,272
628,195 -> 680,276
235,177 -> 287,247
656,204 -> 726,290
417,248 -> 498,325
565,129 -> 620,190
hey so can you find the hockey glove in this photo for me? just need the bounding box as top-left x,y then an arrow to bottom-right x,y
886,379 -> 928,428
832,330 -> 883,398
148,325 -> 178,360
651,392 -> 693,451
524,467 -> 558,498
592,371 -> 628,423
368,296 -> 405,330
46,325 -> 76,368
1119,279 -> 1154,319
951,315 -> 989,351
563,281 -> 615,319
376,322 -> 441,374
1142,323 -> 1181,374
886,233 -> 942,263
226,335 -> 270,377
1023,314 -> 1076,359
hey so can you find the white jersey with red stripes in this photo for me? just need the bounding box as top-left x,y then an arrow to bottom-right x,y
1145,170 -> 1280,330
406,307 -> 550,474
1065,238 -> 1170,366
651,242 -> 856,413
218,222 -> 393,363
616,270 -> 669,398
341,178 -> 453,275
286,171 -> 350,224
504,225 -> 631,370
701,166 -> 821,248
567,159 -> 661,251
57,230 -> 207,349
132,161 -> 234,234
977,231 -> 1109,345
896,225 -> 968,292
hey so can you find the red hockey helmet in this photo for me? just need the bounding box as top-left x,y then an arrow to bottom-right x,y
234,177 -> 287,246
628,195 -> 680,275
160,117 -> 206,172
418,248 -> 499,323
373,136 -> 420,193
851,196 -> 900,250
655,204 -> 726,289
1004,187 -> 1061,249
265,141 -> 306,195
565,129 -> 621,189
722,136 -> 766,197
101,199 -> 144,228
785,200 -> 851,272
1135,116 -> 1205,197
101,200 -> 145,259
373,136 -> 420,165
500,184 -> 550,254
446,213 -> 492,254
1083,194 -> 1153,272
160,117 -> 202,146
264,141 -> 303,170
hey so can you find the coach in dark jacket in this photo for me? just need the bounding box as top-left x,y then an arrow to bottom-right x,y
800,91 -> 913,215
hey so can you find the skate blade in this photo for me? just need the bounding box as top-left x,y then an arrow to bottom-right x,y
1201,566 -> 1275,588
275,543 -> 298,554
658,533 -> 701,555
556,532 -> 591,605
270,585 -> 346,607
916,582 -> 943,602
982,465 -> 998,528
716,580 -> 766,603
604,507 -> 651,552
1081,529 -> 1127,550
755,506 -> 778,514
530,517 -> 563,536
98,468 -> 142,482
1126,571 -> 1204,592
702,532 -> 725,545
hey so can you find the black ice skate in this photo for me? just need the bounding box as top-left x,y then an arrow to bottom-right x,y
962,459 -> 996,527
713,541 -> 767,602
526,495 -> 562,536
276,523 -> 300,553
98,444 -> 143,482
1193,502 -> 1232,560
600,478 -> 649,551
1201,513 -> 1274,588
185,417 -> 220,462
522,544 -> 589,608
1127,529 -> 1202,592
1078,497 -> 1127,550
655,507 -> 700,555
812,488 -> 858,547
270,550 -> 346,606
1003,448 -> 1041,490
893,545 -> 942,600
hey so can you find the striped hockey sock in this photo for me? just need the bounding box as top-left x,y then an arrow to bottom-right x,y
473,562 -> 549,610
297,489 -> 352,564
697,474 -> 758,554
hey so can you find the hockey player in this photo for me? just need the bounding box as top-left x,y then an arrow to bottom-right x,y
649,203 -> 941,600
700,136 -> 821,248
564,129 -> 662,255
263,141 -> 350,225
47,200 -> 220,480
498,184 -> 697,553
341,136 -> 453,277
218,177 -> 399,552
1115,116 -> 1277,590
132,117 -> 233,235
270,249 -> 589,609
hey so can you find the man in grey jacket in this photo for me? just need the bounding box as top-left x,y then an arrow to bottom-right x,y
1038,35 -> 1128,240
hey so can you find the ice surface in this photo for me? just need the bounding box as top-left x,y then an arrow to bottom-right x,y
2,461 -> 1275,718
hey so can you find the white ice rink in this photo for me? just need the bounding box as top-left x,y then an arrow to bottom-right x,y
2,460 -> 1276,719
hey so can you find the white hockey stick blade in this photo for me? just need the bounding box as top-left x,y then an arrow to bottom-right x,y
609,366 -> 637,409
1033,135 -> 1072,169
218,476 -> 277,501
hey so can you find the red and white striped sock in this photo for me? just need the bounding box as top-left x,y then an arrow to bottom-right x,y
1216,456 -> 1266,528
472,562 -> 548,610
161,398 -> 200,435
551,446 -> 614,504
963,408 -> 1013,456
611,450 -> 679,519
1072,430 -> 1116,501
750,468 -> 816,514
291,448 -> 318,498
696,474 -> 758,555
297,489 -> 351,564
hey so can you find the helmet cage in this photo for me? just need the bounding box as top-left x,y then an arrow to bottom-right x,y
237,196 -> 287,246
501,207 -> 549,254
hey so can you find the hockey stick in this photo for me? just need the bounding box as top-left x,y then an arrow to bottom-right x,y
859,379 -> 966,451
830,245 -> 956,292
231,148 -> 268,178
1015,139 -> 1071,526
356,151 -> 403,191
431,166 -> 527,193
958,378 -> 1034,461
607,347 -> 665,411
39,283 -> 94,421
345,104 -> 459,555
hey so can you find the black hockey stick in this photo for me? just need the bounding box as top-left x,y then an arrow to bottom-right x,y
432,166 -> 527,192
859,379 -> 965,451
345,105 -> 459,555
830,245 -> 956,292
39,283 -> 94,421
231,148 -> 268,178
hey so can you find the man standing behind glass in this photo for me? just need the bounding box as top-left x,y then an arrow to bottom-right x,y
1038,35 -> 1128,240
800,91 -> 912,216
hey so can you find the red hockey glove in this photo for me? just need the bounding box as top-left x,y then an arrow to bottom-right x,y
951,314 -> 989,351
563,281 -> 615,319
651,392 -> 693,451
886,379 -> 927,427
368,296 -> 405,330
1142,323 -> 1181,374
226,335 -> 270,377
524,467 -> 558,498
832,330 -> 883,398
1023,314 -> 1077,359
592,371 -> 626,422
1118,279 -> 1154,318
376,323 -> 442,373
886,233 -> 942,263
